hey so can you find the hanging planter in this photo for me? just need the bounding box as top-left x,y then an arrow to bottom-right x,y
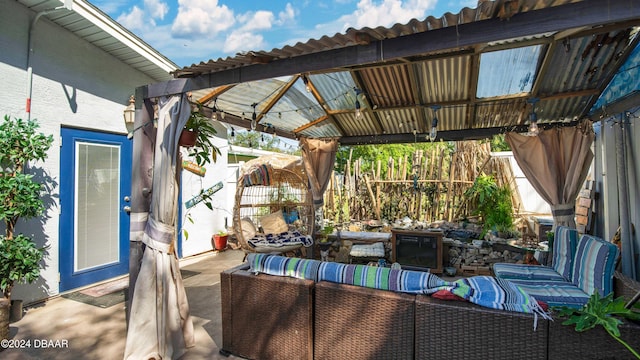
179,129 -> 198,147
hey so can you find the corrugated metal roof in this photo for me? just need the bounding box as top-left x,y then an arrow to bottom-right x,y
16,0 -> 177,82
162,0 -> 640,144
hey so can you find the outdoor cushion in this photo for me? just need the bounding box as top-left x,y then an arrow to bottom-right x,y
240,217 -> 257,241
571,234 -> 619,297
259,210 -> 289,235
551,226 -> 579,280
492,263 -> 567,281
349,242 -> 385,258
506,278 -> 590,308
493,225 -> 579,283
247,230 -> 313,253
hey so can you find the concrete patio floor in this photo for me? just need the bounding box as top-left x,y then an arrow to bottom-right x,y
1,249 -> 246,360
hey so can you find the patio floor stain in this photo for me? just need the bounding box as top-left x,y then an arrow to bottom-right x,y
61,269 -> 200,308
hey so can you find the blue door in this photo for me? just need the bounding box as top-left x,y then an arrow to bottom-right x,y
59,128 -> 132,291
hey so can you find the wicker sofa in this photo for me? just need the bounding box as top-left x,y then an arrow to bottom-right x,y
220,260 -> 640,360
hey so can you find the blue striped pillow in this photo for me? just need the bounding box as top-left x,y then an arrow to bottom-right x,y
552,226 -> 579,280
571,235 -> 619,296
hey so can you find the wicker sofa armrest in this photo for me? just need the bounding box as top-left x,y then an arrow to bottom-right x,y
614,271 -> 640,305
415,295 -> 548,360
548,313 -> 640,360
220,268 -> 314,360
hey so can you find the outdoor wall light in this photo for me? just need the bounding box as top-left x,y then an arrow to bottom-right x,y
123,95 -> 135,135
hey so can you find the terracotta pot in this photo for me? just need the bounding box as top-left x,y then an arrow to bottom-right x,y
179,129 -> 198,147
212,234 -> 228,250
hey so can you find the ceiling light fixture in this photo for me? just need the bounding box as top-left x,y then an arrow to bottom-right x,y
354,88 -> 363,120
429,105 -> 441,141
527,98 -> 540,136
251,103 -> 258,131
211,98 -> 219,121
302,75 -> 312,93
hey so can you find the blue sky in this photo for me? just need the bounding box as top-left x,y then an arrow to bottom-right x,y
93,0 -> 478,68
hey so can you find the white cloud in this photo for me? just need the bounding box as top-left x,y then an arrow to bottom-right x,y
117,6 -> 147,30
224,31 -> 266,54
115,0 -> 168,30
276,3 -> 297,25
144,0 -> 169,20
287,0 -> 436,46
241,10 -> 275,32
347,0 -> 436,30
171,0 -> 236,38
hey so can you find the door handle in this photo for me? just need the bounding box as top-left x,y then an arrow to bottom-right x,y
123,205 -> 131,214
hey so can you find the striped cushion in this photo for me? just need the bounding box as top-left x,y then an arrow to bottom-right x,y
248,254 -> 549,316
316,261 -> 448,294
247,253 -> 321,280
552,226 -> 579,280
571,234 -> 619,297
248,253 -> 450,293
507,278 -> 590,308
493,263 -> 566,281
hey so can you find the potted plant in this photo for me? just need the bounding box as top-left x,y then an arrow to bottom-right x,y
212,230 -> 228,251
0,115 -> 52,339
0,235 -> 44,321
182,106 -> 220,166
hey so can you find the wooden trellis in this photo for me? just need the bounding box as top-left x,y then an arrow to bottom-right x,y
323,141 -> 521,224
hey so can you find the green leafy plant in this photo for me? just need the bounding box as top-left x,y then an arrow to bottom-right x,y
185,107 -> 221,167
555,292 -> 640,359
317,224 -> 334,243
464,174 -> 514,237
0,235 -> 45,299
0,115 -> 53,301
216,229 -> 228,236
546,230 -> 554,249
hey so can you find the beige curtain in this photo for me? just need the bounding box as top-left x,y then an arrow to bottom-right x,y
299,137 -> 338,208
125,94 -> 195,359
505,122 -> 594,228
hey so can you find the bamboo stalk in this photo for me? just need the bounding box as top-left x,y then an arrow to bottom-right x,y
445,151 -> 456,221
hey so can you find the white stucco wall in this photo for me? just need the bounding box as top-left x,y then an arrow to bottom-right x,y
0,0 -> 164,303
179,122 -> 236,257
